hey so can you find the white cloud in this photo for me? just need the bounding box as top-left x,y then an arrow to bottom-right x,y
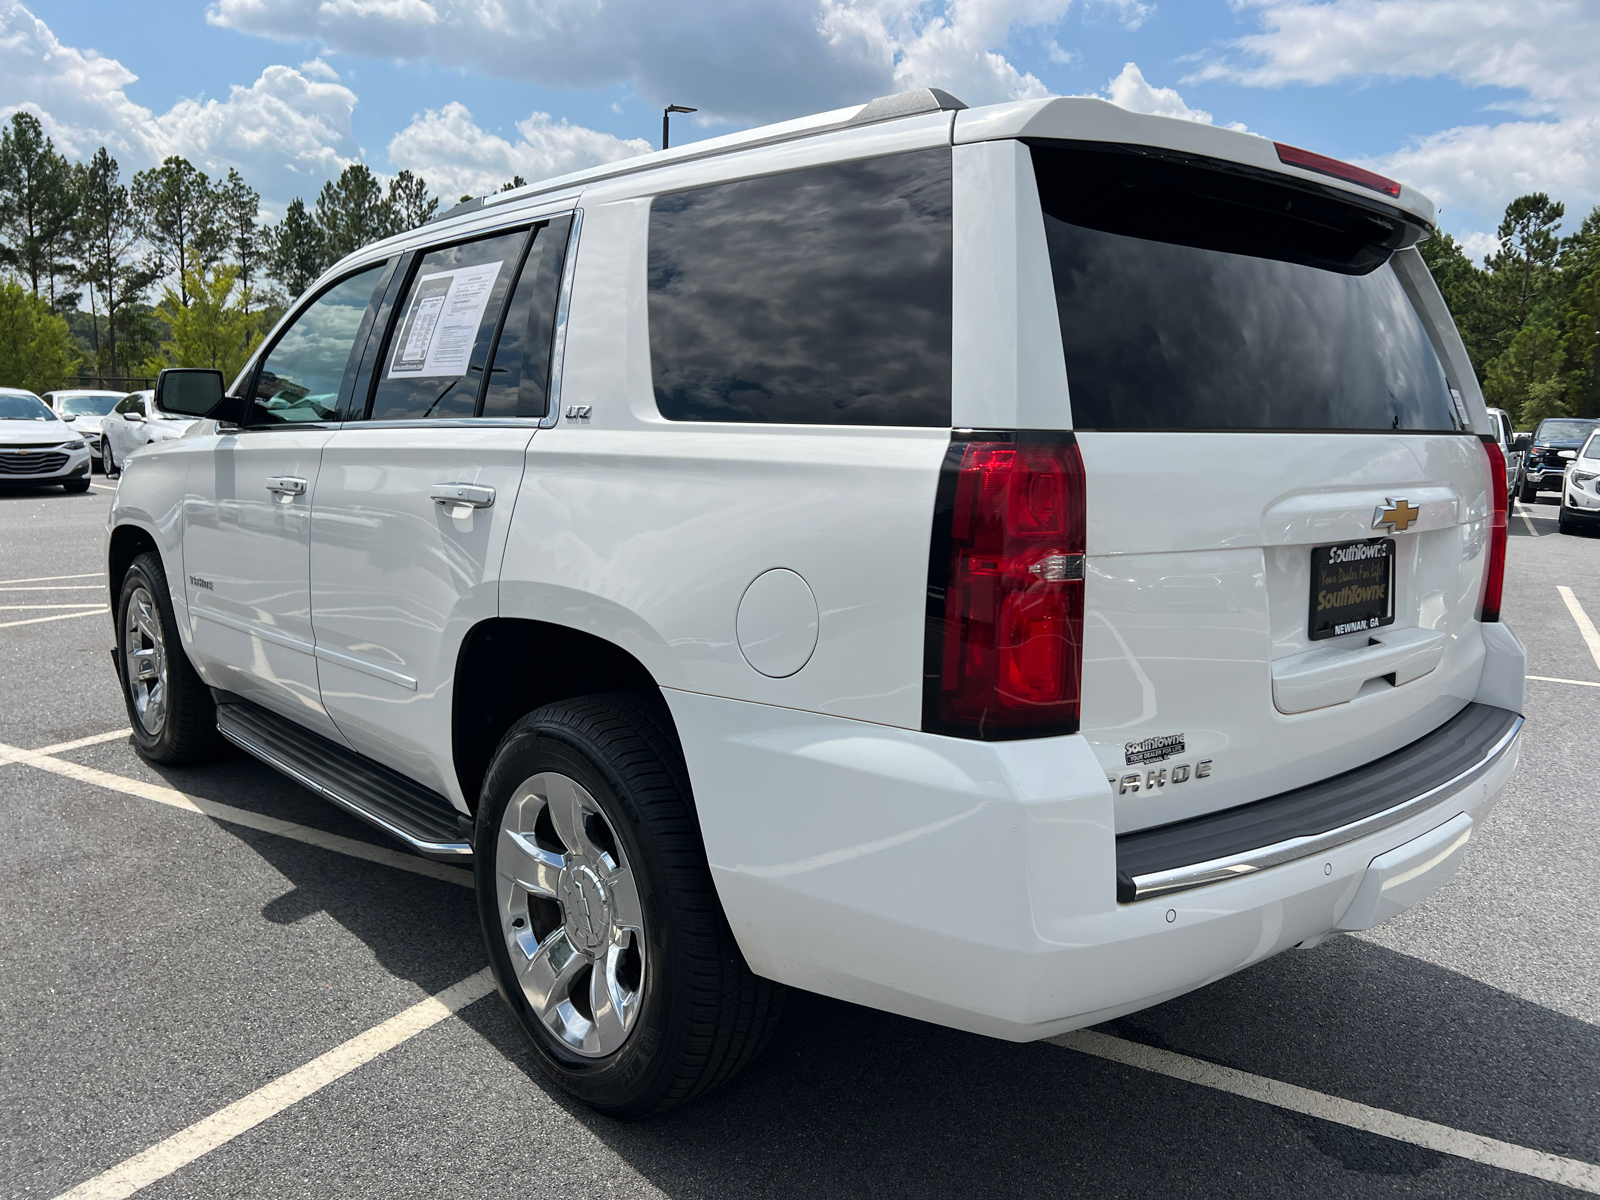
0,1 -> 358,204
387,102 -> 651,200
1187,0 -> 1600,232
1103,62 -> 1216,124
299,56 -> 340,80
1456,230 -> 1502,263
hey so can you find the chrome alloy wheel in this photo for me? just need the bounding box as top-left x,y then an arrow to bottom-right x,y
122,584 -> 168,736
496,772 -> 646,1058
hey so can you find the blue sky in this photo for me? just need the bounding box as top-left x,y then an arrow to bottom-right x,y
8,1 -> 1599,257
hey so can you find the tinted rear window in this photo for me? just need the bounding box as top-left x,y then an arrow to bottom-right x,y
648,148 -> 952,426
1032,143 -> 1460,433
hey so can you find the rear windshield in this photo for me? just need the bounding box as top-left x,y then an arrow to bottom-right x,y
1032,143 -> 1461,433
1535,420 -> 1596,442
59,394 -> 119,416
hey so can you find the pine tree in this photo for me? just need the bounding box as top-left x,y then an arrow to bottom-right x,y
388,170 -> 438,231
314,164 -> 395,263
0,112 -> 79,306
219,168 -> 266,314
268,197 -> 326,300
131,156 -> 223,307
73,149 -> 152,377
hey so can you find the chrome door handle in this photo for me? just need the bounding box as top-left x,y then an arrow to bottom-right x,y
266,476 -> 307,497
431,484 -> 495,509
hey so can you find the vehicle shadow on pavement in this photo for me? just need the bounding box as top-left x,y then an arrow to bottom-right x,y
456,925 -> 1598,1198
140,753 -> 1595,1199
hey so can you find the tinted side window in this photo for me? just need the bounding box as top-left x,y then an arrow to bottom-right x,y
114,394 -> 142,415
368,230 -> 527,421
648,148 -> 952,426
480,215 -> 572,419
250,265 -> 387,425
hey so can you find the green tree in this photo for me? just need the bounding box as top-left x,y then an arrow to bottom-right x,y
144,256 -> 262,381
267,196 -> 325,300
0,112 -> 79,305
499,175 -> 527,192
0,276 -> 78,391
315,163 -> 394,262
131,156 -> 223,307
1481,193 -> 1565,358
74,148 -> 153,377
388,169 -> 438,230
219,168 -> 267,313
1418,230 -> 1492,376
1483,322 -> 1564,425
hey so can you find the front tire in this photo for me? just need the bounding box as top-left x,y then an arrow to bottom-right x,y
476,692 -> 783,1117
101,441 -> 117,476
115,552 -> 224,764
1558,505 -> 1575,535
62,477 -> 90,493
1519,478 -> 1538,504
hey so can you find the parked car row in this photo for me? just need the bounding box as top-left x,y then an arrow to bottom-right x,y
0,385 -> 200,490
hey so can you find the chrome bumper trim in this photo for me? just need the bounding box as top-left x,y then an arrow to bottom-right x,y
1127,714 -> 1522,901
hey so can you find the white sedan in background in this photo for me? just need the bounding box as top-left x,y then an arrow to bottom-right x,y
43,389 -> 125,469
99,390 -> 198,476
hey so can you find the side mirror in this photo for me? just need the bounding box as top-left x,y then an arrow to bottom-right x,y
1512,433 -> 1534,452
154,368 -> 237,421
123,410 -> 144,422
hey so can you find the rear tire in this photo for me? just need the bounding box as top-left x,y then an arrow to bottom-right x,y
475,691 -> 784,1117
115,551 -> 224,764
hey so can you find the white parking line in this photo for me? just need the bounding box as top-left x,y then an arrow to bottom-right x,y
0,572 -> 102,585
0,603 -> 107,611
51,969 -> 496,1200
1557,586 -> 1600,674
1054,1030 -> 1600,1193
34,728 -> 132,754
0,584 -> 105,591
0,607 -> 108,629
1527,675 -> 1600,689
0,739 -> 473,888
1515,503 -> 1543,537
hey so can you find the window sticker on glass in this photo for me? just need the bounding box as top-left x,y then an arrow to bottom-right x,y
389,261 -> 504,378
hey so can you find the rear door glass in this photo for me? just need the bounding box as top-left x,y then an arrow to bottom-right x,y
481,216 -> 572,419
369,230 -> 527,421
1032,142 -> 1461,433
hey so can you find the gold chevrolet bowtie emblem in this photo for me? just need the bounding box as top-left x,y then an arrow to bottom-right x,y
1373,498 -> 1420,533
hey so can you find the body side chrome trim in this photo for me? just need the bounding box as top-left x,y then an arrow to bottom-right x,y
311,644 -> 418,690
192,604 -> 315,654
217,723 -> 472,858
1128,714 -> 1523,901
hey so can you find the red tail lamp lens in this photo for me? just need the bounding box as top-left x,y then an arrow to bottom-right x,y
925,436 -> 1086,739
1274,142 -> 1402,198
1480,439 -> 1507,623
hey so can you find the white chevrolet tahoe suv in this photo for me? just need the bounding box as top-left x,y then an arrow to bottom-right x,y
107,89 -> 1526,1116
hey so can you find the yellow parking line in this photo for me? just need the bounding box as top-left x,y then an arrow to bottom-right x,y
51,970 -> 495,1200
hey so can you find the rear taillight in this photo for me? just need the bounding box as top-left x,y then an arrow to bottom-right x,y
923,433 -> 1086,739
1274,142 -> 1402,198
1479,438 -> 1507,623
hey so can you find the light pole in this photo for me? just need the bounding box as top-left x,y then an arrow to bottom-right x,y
663,104 -> 696,150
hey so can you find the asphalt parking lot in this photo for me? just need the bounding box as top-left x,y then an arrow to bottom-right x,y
2,482 -> 1597,1199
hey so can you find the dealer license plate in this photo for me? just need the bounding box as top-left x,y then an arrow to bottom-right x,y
1309,538 -> 1395,641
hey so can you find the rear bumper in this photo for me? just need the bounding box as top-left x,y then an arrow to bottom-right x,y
669,684 -> 1523,1043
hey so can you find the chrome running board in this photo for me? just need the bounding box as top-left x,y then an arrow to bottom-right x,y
216,699 -> 473,862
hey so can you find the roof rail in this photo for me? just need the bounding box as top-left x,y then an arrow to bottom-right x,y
428,87 -> 968,225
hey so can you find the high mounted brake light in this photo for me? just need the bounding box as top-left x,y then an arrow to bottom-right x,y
1479,438 -> 1508,623
923,432 -> 1086,740
1274,143 -> 1402,199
